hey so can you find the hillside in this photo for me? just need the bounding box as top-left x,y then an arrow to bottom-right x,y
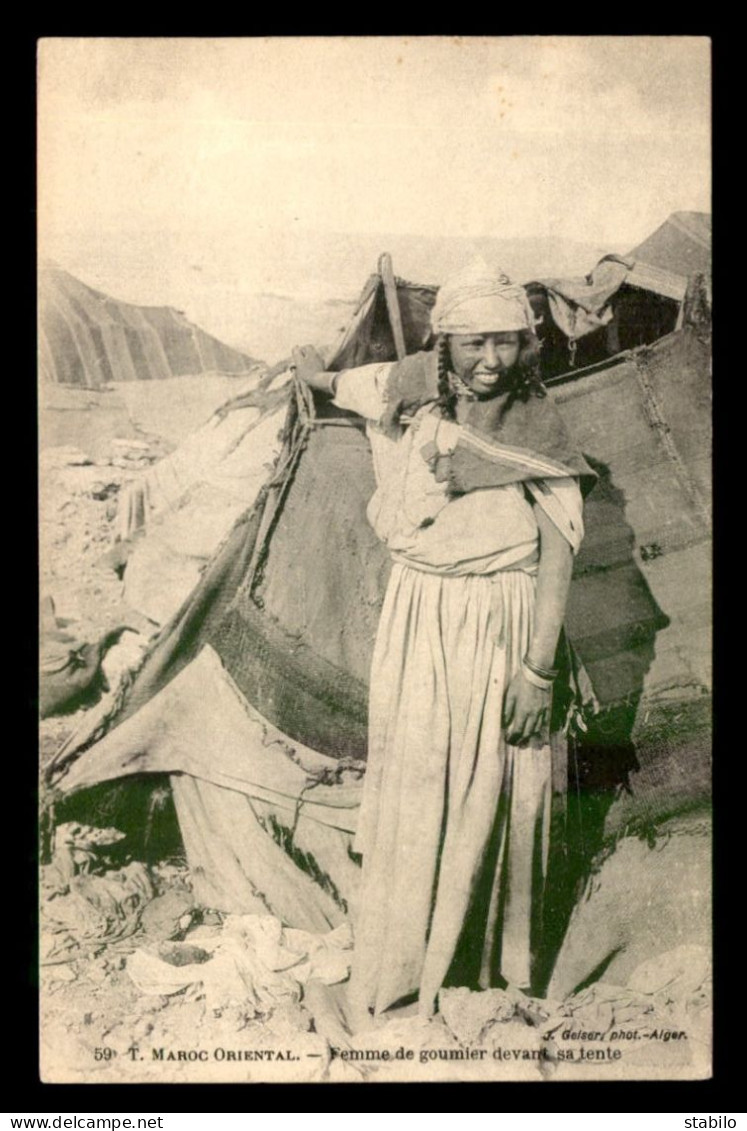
41,230 -> 607,364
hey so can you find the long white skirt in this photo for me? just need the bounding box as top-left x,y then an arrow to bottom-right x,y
350,563 -> 552,1018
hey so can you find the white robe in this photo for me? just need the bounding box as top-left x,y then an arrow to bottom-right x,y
333,363 -> 583,1016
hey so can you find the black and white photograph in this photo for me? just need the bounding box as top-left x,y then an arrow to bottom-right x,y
38,36 -> 712,1083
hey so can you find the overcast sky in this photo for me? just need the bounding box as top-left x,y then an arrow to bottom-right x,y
38,37 -> 710,341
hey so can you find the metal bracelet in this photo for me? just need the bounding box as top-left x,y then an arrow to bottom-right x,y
523,655 -> 559,681
521,663 -> 554,691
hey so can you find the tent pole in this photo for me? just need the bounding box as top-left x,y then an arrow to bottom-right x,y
378,253 -> 407,360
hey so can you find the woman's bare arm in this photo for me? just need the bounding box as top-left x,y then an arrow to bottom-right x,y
503,498 -> 575,745
528,502 -> 574,671
292,345 -> 395,422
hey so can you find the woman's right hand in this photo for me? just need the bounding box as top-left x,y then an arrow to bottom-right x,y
291,345 -> 330,391
502,668 -> 551,746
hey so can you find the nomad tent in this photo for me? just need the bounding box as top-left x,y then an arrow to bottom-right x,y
110,218 -> 711,630
39,261 -> 259,388
46,248 -> 712,982
525,211 -> 712,379
110,268 -> 438,626
629,211 -> 711,280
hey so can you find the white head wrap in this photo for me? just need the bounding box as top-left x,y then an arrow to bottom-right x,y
431,257 -> 538,335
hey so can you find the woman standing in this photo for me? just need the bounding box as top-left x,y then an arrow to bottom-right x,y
292,259 -> 595,1020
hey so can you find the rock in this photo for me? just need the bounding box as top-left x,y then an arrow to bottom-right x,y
109,457 -> 153,471
439,986 -> 517,1045
184,924 -> 223,944
149,859 -> 192,885
50,964 -> 78,983
87,481 -> 120,502
46,822 -> 128,886
131,1016 -> 156,1040
155,941 -> 212,967
344,1013 -> 459,1081
56,821 -> 126,850
483,1015 -> 546,1056
627,945 -> 710,997
111,438 -> 146,450
547,813 -> 711,999
105,439 -> 160,472
43,861 -> 154,943
139,888 -> 196,942
40,928 -> 80,963
100,631 -> 149,691
86,961 -> 110,984
264,998 -> 313,1036
301,981 -> 350,1048
40,625 -> 131,718
41,446 -> 94,468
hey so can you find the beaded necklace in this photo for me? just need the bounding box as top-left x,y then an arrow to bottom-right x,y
448,370 -> 477,400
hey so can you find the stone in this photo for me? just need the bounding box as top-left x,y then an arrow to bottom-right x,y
439,986 -> 517,1045
139,888 -> 196,942
41,446 -> 94,468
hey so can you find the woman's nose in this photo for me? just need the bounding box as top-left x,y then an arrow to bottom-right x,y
481,340 -> 500,369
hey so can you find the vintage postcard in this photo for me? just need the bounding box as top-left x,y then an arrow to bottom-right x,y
38,36 -> 712,1083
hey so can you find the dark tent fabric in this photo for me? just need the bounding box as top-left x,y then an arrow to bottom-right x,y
40,262 -> 260,388
47,263 -> 711,939
520,215 -> 709,381
525,257 -> 681,379
49,270 -> 433,770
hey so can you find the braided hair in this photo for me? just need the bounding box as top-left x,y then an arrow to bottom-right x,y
435,330 -> 546,420
435,335 -> 458,421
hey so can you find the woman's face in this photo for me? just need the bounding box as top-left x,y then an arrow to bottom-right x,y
449,332 -> 521,396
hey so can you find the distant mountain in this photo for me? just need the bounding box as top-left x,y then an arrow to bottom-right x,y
40,230 -> 610,367
230,292 -> 358,362
223,231 -> 607,359
314,231 -> 606,288
225,229 -> 606,303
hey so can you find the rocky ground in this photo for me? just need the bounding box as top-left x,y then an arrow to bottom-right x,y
40,445 -> 160,638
